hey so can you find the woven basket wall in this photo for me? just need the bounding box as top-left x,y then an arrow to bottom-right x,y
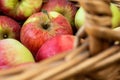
1,0 -> 120,80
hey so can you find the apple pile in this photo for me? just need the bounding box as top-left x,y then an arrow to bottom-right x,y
0,0 -> 120,69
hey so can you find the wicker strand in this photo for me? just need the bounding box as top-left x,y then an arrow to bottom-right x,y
66,39 -> 88,60
111,0 -> 120,8
48,45 -> 120,80
32,51 -> 89,80
74,25 -> 87,48
86,25 -> 120,41
78,0 -> 112,55
69,0 -> 80,7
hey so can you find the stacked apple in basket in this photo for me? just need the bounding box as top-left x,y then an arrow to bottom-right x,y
0,0 -> 120,70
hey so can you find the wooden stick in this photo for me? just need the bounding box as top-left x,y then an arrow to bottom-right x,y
0,50 -> 70,79
50,45 -> 119,80
80,0 -> 112,55
89,35 -> 104,55
36,50 -> 69,66
87,63 -> 119,80
0,63 -> 35,76
88,50 -> 120,72
66,40 -> 88,60
0,66 -> 51,80
75,25 -> 86,39
0,52 -> 67,78
0,60 -> 64,80
32,51 -> 90,80
69,0 -> 80,7
74,25 -> 87,48
86,25 -> 120,41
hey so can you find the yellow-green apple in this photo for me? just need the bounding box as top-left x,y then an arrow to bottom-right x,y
0,16 -> 21,40
111,3 -> 120,28
75,3 -> 120,29
35,35 -> 76,61
41,0 -> 77,26
0,0 -> 43,20
75,7 -> 85,29
20,11 -> 73,56
0,39 -> 35,69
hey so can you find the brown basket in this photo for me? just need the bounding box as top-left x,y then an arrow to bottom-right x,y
1,0 -> 120,80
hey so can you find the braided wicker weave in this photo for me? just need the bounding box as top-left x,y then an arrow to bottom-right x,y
0,0 -> 120,80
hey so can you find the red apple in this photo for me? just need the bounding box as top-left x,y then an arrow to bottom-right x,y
20,11 -> 73,56
35,35 -> 75,61
41,0 -> 77,26
0,0 -> 43,20
0,16 -> 21,40
0,39 -> 35,69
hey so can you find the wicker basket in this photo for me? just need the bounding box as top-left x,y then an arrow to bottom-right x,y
0,0 -> 120,80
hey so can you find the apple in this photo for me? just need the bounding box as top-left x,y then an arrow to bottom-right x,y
0,16 -> 21,40
74,7 -> 85,29
75,3 -> 120,29
0,0 -> 43,20
111,3 -> 120,28
0,39 -> 35,69
41,0 -> 77,26
36,35 -> 75,61
20,11 -> 73,56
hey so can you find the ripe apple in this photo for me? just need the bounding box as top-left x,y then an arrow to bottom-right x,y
75,3 -> 120,29
0,0 -> 43,20
35,35 -> 75,61
41,0 -> 77,26
0,16 -> 21,40
20,11 -> 73,56
0,39 -> 35,69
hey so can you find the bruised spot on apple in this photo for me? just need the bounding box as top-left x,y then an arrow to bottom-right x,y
36,35 -> 76,61
0,39 -> 35,69
20,11 -> 73,56
0,16 -> 21,40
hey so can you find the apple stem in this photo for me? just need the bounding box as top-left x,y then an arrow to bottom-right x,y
42,9 -> 51,21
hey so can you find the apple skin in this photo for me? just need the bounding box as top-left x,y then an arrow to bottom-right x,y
111,3 -> 120,28
0,0 -> 43,20
20,11 -> 73,56
75,7 -> 85,29
41,0 -> 77,26
75,4 -> 120,29
0,16 -> 21,40
35,35 -> 75,61
0,39 -> 35,69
